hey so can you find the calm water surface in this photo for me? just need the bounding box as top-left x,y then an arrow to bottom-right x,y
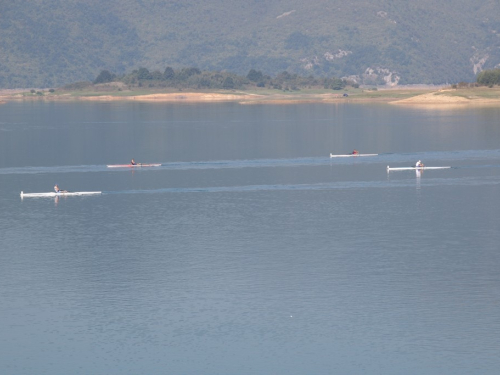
1,101 -> 500,375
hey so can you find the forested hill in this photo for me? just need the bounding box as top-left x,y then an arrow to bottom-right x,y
1,0 -> 500,88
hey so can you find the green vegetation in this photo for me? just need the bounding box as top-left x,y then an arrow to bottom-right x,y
94,70 -> 116,84
477,69 -> 500,87
1,1 -> 500,88
64,68 -> 353,92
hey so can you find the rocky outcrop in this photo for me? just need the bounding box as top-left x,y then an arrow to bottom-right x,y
470,48 -> 490,75
360,67 -> 400,86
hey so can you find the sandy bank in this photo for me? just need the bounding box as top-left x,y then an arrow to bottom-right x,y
77,92 -> 265,102
0,91 -> 357,104
76,92 -> 358,104
1,88 -> 499,106
390,90 -> 500,107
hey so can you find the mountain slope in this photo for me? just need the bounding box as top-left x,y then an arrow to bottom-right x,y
1,0 -> 499,88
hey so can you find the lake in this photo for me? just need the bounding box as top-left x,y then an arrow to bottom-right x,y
1,101 -> 499,375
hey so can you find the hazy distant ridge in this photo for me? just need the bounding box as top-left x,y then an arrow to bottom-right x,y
1,0 -> 500,88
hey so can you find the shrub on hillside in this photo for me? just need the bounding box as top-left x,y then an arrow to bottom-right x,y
94,70 -> 116,84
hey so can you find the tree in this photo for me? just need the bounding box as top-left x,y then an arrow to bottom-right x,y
186,67 -> 201,76
94,70 -> 115,84
477,69 -> 500,86
137,67 -> 152,80
181,67 -> 201,77
150,70 -> 163,80
163,67 -> 175,80
247,69 -> 263,82
175,67 -> 201,82
330,78 -> 346,90
222,76 -> 234,89
278,71 -> 292,81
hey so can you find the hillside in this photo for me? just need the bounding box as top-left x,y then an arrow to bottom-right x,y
1,0 -> 500,88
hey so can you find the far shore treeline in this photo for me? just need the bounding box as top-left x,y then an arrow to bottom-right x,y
57,66 -> 500,93
64,67 -> 359,92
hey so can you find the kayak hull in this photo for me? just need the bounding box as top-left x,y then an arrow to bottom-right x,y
330,153 -> 378,158
387,166 -> 451,171
21,191 -> 102,198
107,164 -> 161,168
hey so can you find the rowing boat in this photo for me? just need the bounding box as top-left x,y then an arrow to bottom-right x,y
20,191 -> 102,198
387,166 -> 451,171
330,153 -> 378,158
107,164 -> 161,168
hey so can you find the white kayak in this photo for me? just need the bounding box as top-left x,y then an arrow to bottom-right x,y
107,163 -> 161,168
387,166 -> 451,171
330,153 -> 378,158
21,191 -> 102,198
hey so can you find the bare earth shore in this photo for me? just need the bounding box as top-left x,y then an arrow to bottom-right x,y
388,89 -> 500,107
1,87 -> 499,107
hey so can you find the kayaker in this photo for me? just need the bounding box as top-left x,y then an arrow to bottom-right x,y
54,184 -> 68,193
352,150 -> 359,155
131,159 -> 137,165
415,160 -> 424,168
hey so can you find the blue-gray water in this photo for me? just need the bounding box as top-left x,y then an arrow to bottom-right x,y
1,101 -> 499,375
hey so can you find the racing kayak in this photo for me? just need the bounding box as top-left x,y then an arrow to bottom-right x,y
107,163 -> 161,168
330,153 -> 378,158
21,191 -> 102,198
387,166 -> 451,171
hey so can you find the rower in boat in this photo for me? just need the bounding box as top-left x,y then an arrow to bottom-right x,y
351,150 -> 359,155
54,184 -> 68,193
415,160 -> 424,168
131,158 -> 137,165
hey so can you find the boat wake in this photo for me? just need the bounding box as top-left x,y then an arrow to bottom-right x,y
2,149 -> 500,175
106,175 -> 500,195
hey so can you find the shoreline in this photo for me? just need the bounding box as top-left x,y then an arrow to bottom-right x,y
1,87 -> 499,107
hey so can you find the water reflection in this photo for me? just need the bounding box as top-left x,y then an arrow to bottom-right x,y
416,169 -> 422,190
